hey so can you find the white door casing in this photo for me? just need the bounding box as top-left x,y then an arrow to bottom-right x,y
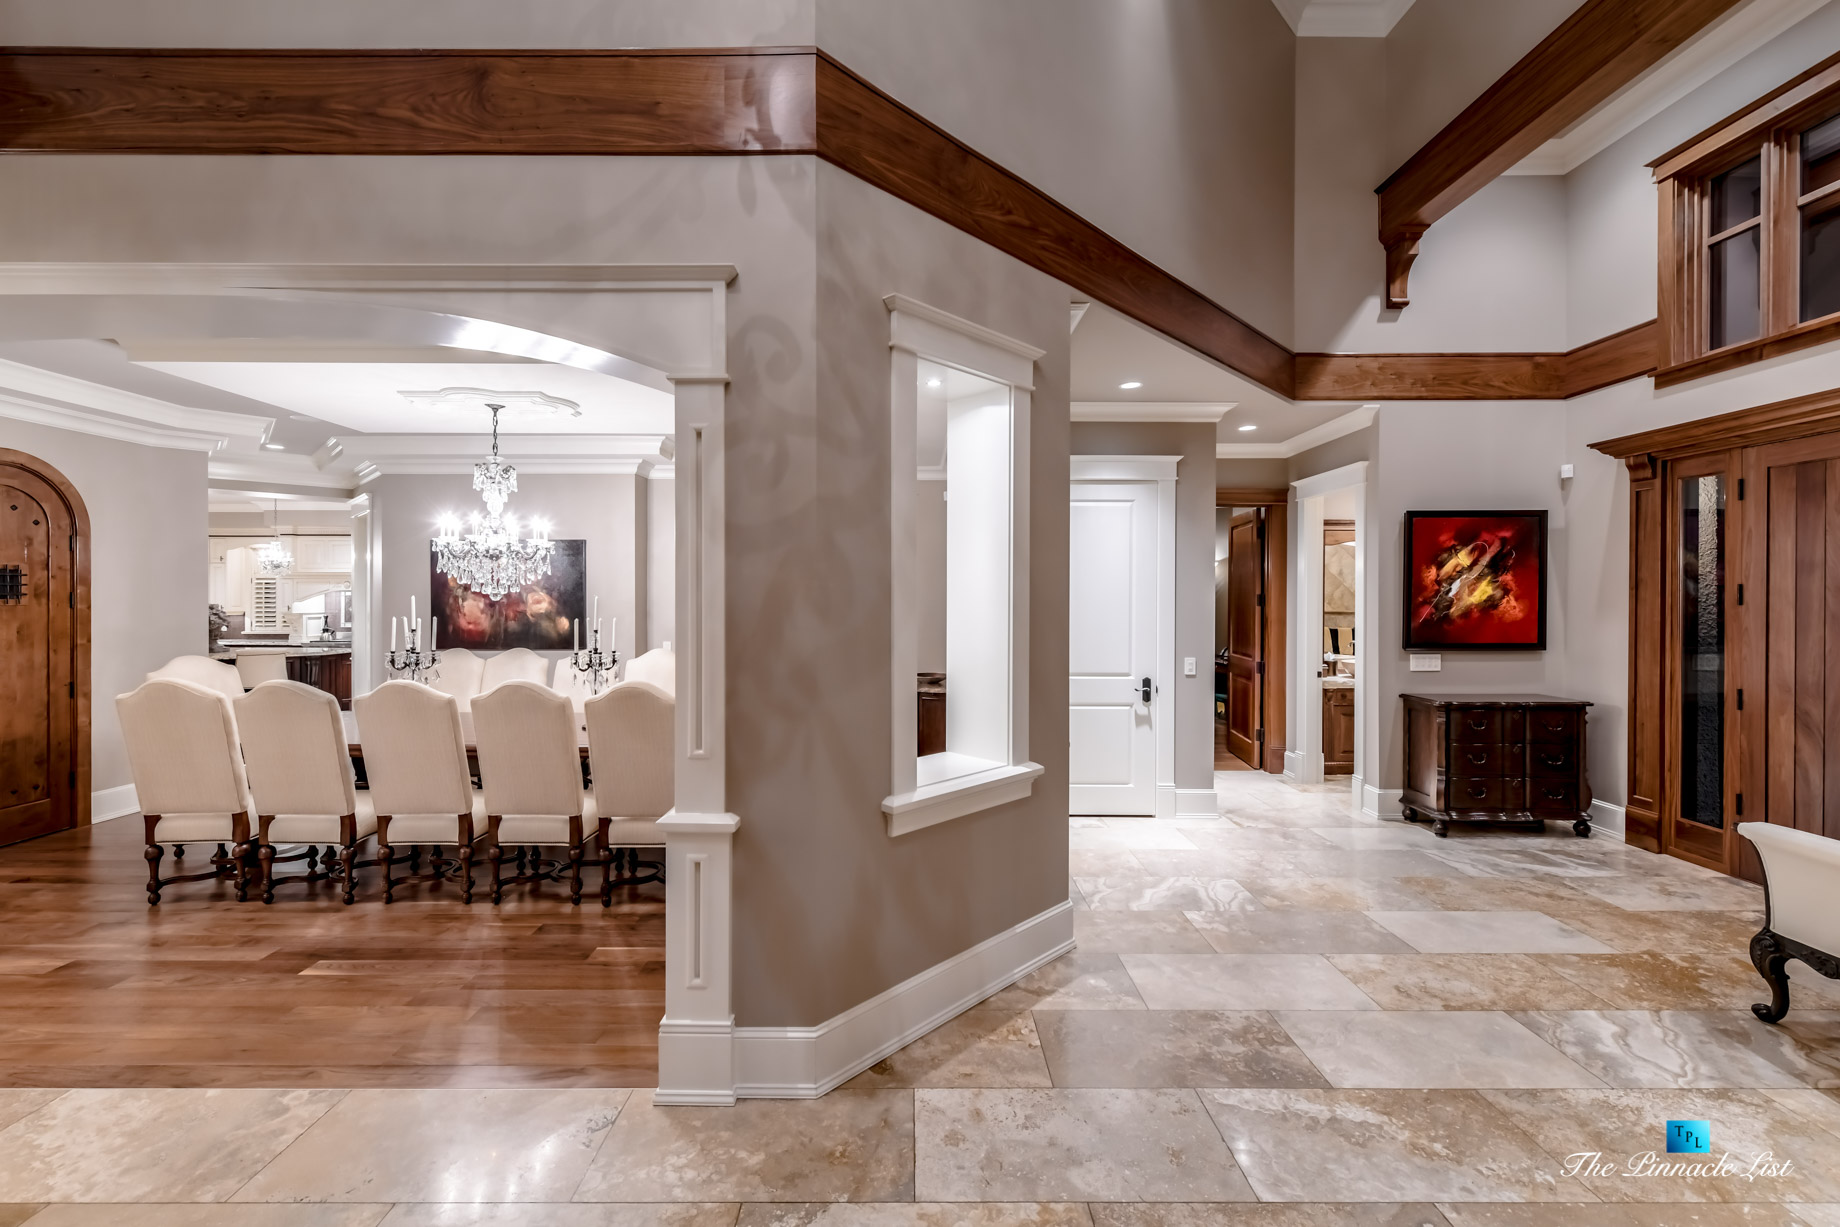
1068,457 -> 1176,815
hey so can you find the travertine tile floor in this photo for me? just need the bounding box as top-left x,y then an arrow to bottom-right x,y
3,774 -> 1840,1224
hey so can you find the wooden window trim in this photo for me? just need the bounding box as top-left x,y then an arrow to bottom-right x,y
1654,53 -> 1840,385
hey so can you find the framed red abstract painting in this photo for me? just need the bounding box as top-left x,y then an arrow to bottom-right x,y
1402,510 -> 1547,651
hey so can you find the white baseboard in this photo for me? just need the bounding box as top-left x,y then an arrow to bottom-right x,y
1588,800 -> 1626,841
1282,750 -> 1304,781
1156,785 -> 1220,818
91,785 -> 138,822
1361,782 -> 1403,821
733,899 -> 1074,1099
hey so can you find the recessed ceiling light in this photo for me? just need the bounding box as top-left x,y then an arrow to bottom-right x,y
1119,380 -> 1143,390
926,378 -> 942,389
288,413 -> 317,421
1237,424 -> 1257,432
263,442 -> 286,450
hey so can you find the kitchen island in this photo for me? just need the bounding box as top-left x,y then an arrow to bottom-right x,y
211,641 -> 353,707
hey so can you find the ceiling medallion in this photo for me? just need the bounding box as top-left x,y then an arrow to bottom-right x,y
399,387 -> 582,418
433,403 -> 555,600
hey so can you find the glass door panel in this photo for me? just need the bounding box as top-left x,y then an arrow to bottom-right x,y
1678,472 -> 1727,829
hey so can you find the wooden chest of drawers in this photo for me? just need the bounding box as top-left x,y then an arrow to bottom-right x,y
1399,694 -> 1593,837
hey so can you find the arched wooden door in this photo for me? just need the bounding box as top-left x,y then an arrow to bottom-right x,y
0,450 -> 88,846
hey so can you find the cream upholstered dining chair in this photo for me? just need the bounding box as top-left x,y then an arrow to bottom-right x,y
235,680 -> 376,905
621,647 -> 676,696
353,680 -> 485,903
149,654 -> 245,702
428,646 -> 485,711
584,680 -> 673,906
233,649 -> 290,690
116,678 -> 256,904
481,647 -> 549,695
472,680 -> 592,905
550,654 -> 600,711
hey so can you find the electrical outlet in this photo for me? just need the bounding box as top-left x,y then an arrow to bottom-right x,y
1183,657 -> 1196,676
1409,654 -> 1442,671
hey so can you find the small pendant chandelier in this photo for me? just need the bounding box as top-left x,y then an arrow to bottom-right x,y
433,403 -> 555,600
254,499 -> 292,577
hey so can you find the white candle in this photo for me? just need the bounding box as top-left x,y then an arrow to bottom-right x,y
410,596 -> 417,626
593,596 -> 599,625
390,616 -> 398,652
573,619 -> 579,652
430,617 -> 438,650
610,617 -> 617,655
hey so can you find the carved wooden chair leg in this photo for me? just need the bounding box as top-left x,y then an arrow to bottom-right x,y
567,815 -> 585,906
172,842 -> 185,861
459,814 -> 476,905
143,813 -> 165,906
305,844 -> 320,880
257,815 -> 278,905
339,814 -> 360,906
231,811 -> 254,903
598,819 -> 614,908
487,815 -> 505,904
378,814 -> 396,905
1751,930 -> 1795,1024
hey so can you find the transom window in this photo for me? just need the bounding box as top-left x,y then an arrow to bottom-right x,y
1653,53 -> 1840,381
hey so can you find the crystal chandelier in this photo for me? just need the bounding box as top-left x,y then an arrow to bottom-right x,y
255,499 -> 292,576
433,403 -> 555,600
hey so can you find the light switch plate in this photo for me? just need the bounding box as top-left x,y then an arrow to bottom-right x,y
1409,654 -> 1442,671
1183,657 -> 1196,676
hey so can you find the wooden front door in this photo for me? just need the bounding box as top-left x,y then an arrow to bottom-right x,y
1735,433 -> 1840,879
0,460 -> 80,846
1224,510 -> 1264,768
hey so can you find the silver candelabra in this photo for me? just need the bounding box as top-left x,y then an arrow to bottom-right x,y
387,604 -> 442,684
569,619 -> 618,697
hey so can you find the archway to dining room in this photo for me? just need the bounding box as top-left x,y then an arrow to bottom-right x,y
0,267 -> 733,1096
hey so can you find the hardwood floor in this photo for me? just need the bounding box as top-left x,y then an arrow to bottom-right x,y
0,816 -> 664,1088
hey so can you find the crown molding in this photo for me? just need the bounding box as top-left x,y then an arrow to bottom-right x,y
335,432 -> 674,482
0,357 -> 273,453
1071,401 -> 1236,423
1278,0 -> 1418,37
0,262 -> 738,294
1504,0 -> 1833,176
1216,406 -> 1376,459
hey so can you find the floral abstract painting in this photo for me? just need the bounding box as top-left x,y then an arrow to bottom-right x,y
1403,511 -> 1546,651
431,538 -> 586,651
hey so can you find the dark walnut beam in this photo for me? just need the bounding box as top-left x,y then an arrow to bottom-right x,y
1294,319 -> 1658,400
812,54 -> 1295,395
0,47 -> 819,153
0,46 -> 1667,401
1376,0 -> 1745,309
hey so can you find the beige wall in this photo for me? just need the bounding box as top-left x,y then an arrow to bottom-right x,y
0,418 -> 207,802
1073,420 -> 1218,791
818,0 -> 1297,345
646,474 -> 676,653
722,162 -> 1072,1028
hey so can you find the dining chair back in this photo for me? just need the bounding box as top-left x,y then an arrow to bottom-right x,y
551,654 -> 599,710
116,678 -> 255,903
233,650 -> 290,689
149,654 -> 245,702
481,647 -> 549,694
428,647 -> 484,711
622,648 -> 676,696
585,681 -> 675,821
584,680 -> 673,905
235,680 -> 373,903
353,680 -> 480,902
472,680 -> 588,903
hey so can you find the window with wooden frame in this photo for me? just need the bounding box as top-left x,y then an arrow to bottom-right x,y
1653,51 -> 1840,385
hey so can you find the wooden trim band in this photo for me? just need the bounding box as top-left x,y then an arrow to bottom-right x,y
1215,487 -> 1290,507
0,45 -> 1671,403
1589,383 -> 1840,460
1295,319 -> 1659,401
1376,0 -> 1744,308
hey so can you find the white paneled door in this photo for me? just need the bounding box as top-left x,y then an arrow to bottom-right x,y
1069,480 -> 1160,815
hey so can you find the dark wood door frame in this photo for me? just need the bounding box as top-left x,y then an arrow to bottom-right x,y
0,449 -> 91,835
1218,488 -> 1288,774
1592,386 -> 1840,874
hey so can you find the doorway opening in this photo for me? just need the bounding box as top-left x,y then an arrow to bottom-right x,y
1288,462 -> 1368,790
1213,488 -> 1287,774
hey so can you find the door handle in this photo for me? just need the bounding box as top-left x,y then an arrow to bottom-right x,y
1140,677 -> 1152,703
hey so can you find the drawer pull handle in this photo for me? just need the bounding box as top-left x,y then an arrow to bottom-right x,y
1544,787 -> 1564,799
1468,719 -> 1489,730
1468,752 -> 1486,764
1468,784 -> 1487,797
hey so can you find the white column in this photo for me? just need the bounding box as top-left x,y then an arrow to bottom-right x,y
655,374 -> 739,1106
